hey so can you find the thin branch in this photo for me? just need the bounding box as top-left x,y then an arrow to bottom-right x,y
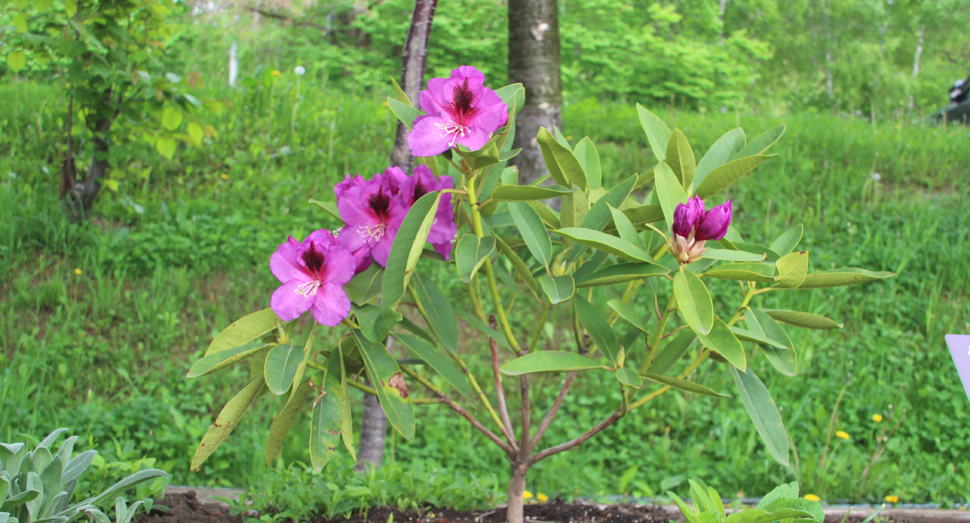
530,406 -> 624,464
490,315 -> 518,452
518,347 -> 531,457
529,371 -> 577,450
248,7 -> 329,32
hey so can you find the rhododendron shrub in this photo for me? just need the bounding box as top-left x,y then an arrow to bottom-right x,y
187,66 -> 893,523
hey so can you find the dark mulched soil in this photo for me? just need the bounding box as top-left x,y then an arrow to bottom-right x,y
132,492 -> 890,523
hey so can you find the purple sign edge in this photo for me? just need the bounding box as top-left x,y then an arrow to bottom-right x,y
945,334 -> 970,406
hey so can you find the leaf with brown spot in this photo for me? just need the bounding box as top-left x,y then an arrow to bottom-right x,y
192,377 -> 266,471
388,372 -> 409,398
309,369 -> 344,472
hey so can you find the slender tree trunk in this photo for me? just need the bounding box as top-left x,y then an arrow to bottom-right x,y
909,24 -> 925,110
508,0 -> 562,186
354,377 -> 390,471
506,463 -> 529,523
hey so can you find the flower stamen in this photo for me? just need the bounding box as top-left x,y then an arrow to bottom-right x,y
294,280 -> 321,298
435,120 -> 469,147
357,223 -> 387,242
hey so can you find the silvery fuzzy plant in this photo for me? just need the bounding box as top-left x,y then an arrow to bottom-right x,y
187,66 -> 894,523
0,429 -> 167,523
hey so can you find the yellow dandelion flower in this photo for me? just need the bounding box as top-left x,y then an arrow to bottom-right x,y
537,493 -> 549,503
73,268 -> 82,275
523,490 -> 533,500
804,494 -> 821,502
835,430 -> 850,440
873,414 -> 884,423
220,173 -> 228,180
885,495 -> 899,504
271,70 -> 281,77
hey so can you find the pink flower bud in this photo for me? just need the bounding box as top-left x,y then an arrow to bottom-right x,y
695,200 -> 732,241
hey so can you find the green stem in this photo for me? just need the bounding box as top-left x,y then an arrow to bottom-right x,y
640,293 -> 677,374
628,350 -> 710,413
527,304 -> 552,352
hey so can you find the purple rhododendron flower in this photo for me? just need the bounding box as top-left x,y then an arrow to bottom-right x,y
399,165 -> 457,259
337,170 -> 407,272
669,196 -> 733,264
407,66 -> 508,157
270,229 -> 355,326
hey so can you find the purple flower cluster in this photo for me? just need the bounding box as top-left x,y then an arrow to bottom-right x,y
270,66 -> 506,326
670,196 -> 733,264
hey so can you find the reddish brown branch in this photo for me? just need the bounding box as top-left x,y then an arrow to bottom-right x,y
518,347 -> 531,458
528,371 -> 577,451
490,315 -> 518,451
530,406 -> 624,464
439,395 -> 516,457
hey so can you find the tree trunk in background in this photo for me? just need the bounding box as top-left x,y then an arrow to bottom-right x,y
355,1 -> 437,472
909,23 -> 925,110
508,0 -> 562,186
390,0 -> 438,173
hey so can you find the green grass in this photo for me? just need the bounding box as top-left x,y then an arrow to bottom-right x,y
1,75 -> 968,508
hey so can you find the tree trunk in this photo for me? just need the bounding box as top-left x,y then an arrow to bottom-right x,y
506,463 -> 529,523
354,377 -> 390,472
508,0 -> 562,186
909,24 -> 925,110
390,0 -> 438,173
62,117 -> 110,220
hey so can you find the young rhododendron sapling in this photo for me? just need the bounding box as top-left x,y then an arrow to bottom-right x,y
187,67 -> 895,523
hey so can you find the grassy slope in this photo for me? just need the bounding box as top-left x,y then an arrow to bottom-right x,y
1,79 -> 968,505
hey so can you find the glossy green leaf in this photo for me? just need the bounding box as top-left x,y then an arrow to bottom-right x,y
265,379 -> 312,465
410,274 -> 459,352
526,200 -> 562,230
206,309 -> 280,356
703,249 -> 767,262
655,162 -> 688,229
730,125 -> 786,160
491,184 -> 575,201
642,373 -> 729,397
309,369 -> 344,471
616,368 -> 642,388
332,345 -> 356,459
696,317 -> 746,370
576,262 -> 668,287
382,192 -> 441,307
649,330 -> 695,376
636,104 -> 671,162
161,107 -> 182,131
731,367 -> 790,467
761,309 -> 842,330
673,270 -> 713,335
494,236 -> 540,299
622,205 -> 665,226
734,242 -> 782,262
537,127 -> 587,190
729,327 -> 788,349
608,299 -> 650,335
666,129 -> 696,190
695,155 -> 771,199
747,309 -> 796,376
191,376 -> 265,471
556,228 -> 657,264
574,294 -> 619,365
264,344 -> 305,395
388,98 -> 421,130
394,334 -> 472,398
538,274 -> 575,304
187,342 -> 270,378
560,190 -> 589,230
357,306 -> 402,344
703,262 -> 778,282
573,137 -> 602,189
500,351 -> 603,375
352,331 -> 415,439
769,224 -> 803,256
609,204 -> 645,250
455,234 -> 496,283
509,202 -> 553,269
774,251 -> 809,288
798,268 -> 894,288
581,174 -> 638,232
389,78 -> 412,105
344,264 -> 384,306
694,128 -> 745,190
287,326 -> 315,403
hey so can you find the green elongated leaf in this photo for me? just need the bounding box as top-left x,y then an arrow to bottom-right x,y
394,334 -> 473,398
729,327 -> 789,349
615,368 -> 642,388
731,367 -> 790,467
491,184 -> 575,201
573,137 -> 602,189
80,468 -> 168,510
580,174 -> 638,232
574,294 -> 619,365
352,331 -> 415,439
187,342 -> 270,378
288,327 -> 315,402
697,317 -> 746,371
694,128 -> 745,190
641,373 -> 729,397
494,83 -> 526,117
344,264 -> 384,306
730,125 -> 786,160
456,310 -> 512,351
332,345 -> 356,459
456,234 -> 496,283
747,309 -> 796,376
703,262 -> 778,282
410,274 -> 459,352
655,162 -> 688,229
264,344 -> 305,395
577,262 -> 668,287
560,190 -> 588,230
622,205 -> 665,226
666,129 -> 696,190
703,249 -> 767,262
265,379 -> 312,465
526,200 -> 562,229
357,306 -> 402,344
388,98 -> 421,130
537,127 -> 587,190
206,309 -> 281,356
774,251 -> 809,288
668,492 -> 700,523
695,155 -> 770,199
508,201 -> 552,268
761,309 -> 842,330
649,330 -> 695,375
191,376 -> 265,471
398,316 -> 435,346
494,236 -> 540,299
500,351 -> 603,375
755,482 -> 800,509
798,268 -> 895,288
769,224 -> 804,256
734,242 -> 782,262
609,205 -> 645,250
673,270 -> 713,336
382,192 -> 441,307
162,107 -> 182,131
636,104 -> 671,162
390,78 -> 412,105
456,132 -> 504,170
556,228 -> 657,264
309,369 -> 344,471
538,274 -> 575,304
608,299 -> 650,335
308,199 -> 342,221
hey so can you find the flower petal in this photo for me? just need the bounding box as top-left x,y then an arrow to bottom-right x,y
456,125 -> 491,153
271,279 -> 315,321
335,174 -> 365,199
311,283 -> 352,326
270,237 -> 305,282
433,241 -> 454,260
323,245 -> 357,287
696,200 -> 732,241
470,98 -> 508,132
408,116 -> 452,157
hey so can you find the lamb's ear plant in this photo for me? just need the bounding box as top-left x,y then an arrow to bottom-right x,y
0,429 -> 168,523
670,479 -> 824,523
187,65 -> 894,523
